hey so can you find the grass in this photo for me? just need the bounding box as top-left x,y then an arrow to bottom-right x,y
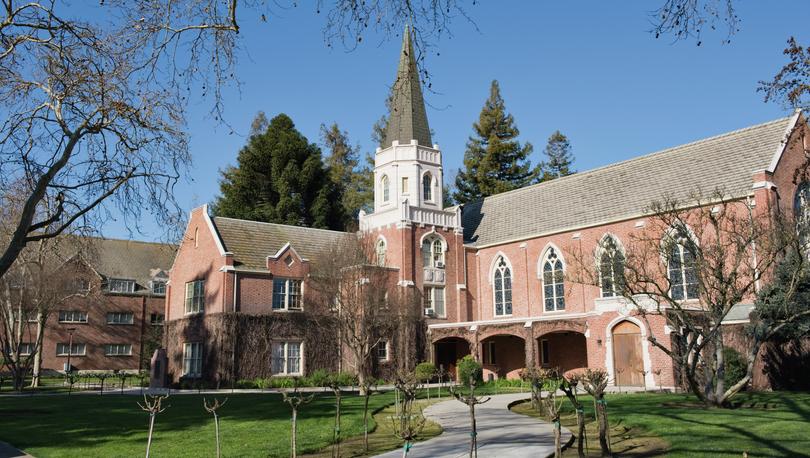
513,391 -> 810,457
0,391 -> 440,457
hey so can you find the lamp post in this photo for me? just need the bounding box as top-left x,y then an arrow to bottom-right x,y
65,327 -> 76,383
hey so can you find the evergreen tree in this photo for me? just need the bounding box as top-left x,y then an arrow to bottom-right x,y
321,123 -> 373,225
454,80 -> 537,204
213,113 -> 345,230
539,130 -> 575,181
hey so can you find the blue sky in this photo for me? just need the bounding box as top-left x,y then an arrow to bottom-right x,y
102,1 -> 810,241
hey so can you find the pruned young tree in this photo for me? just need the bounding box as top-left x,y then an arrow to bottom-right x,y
570,189 -> 810,406
580,369 -> 610,457
391,371 -> 428,458
450,375 -> 490,458
309,234 -> 421,395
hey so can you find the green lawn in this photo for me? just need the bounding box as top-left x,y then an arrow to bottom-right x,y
0,391 -> 414,457
514,391 -> 810,457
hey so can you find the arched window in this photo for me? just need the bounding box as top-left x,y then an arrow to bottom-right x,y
493,256 -> 512,316
422,173 -> 433,202
376,239 -> 386,266
795,182 -> 810,250
542,247 -> 565,311
381,175 -> 390,202
667,227 -> 698,301
598,235 -> 625,298
422,236 -> 445,268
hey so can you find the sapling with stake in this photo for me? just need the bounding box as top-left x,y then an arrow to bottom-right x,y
204,397 -> 228,458
450,377 -> 491,458
329,378 -> 342,458
561,374 -> 588,458
391,372 -> 427,457
281,382 -> 315,458
137,393 -> 170,458
581,369 -> 611,456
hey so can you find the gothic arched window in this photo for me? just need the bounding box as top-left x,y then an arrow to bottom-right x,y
376,239 -> 386,266
542,247 -> 565,311
598,235 -> 625,298
423,173 -> 433,202
493,256 -> 512,316
795,182 -> 810,251
421,236 -> 445,268
381,175 -> 390,202
667,227 -> 698,301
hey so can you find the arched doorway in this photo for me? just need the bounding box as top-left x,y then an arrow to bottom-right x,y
480,334 -> 526,380
612,321 -> 644,386
433,337 -> 470,381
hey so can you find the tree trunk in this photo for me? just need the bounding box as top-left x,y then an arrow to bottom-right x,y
553,418 -> 562,458
291,408 -> 298,458
332,389 -> 342,458
363,391 -> 371,451
214,413 -> 221,458
146,413 -> 155,458
469,403 -> 477,458
31,312 -> 45,388
575,408 -> 585,457
595,398 -> 610,456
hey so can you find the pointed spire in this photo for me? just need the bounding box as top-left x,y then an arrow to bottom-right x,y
384,25 -> 433,148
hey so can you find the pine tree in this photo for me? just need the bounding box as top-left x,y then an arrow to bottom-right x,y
321,123 -> 373,225
212,113 -> 345,230
454,80 -> 537,204
539,130 -> 575,181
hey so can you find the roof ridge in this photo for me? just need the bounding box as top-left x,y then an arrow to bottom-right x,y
85,235 -> 175,247
467,115 -> 794,207
213,216 -> 350,236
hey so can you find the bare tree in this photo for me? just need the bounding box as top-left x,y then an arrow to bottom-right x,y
391,372 -> 427,458
570,189 -> 810,407
650,0 -> 738,44
203,397 -> 228,458
560,374 -> 587,458
138,393 -> 170,458
281,384 -> 315,458
450,377 -> 490,458
309,235 -> 420,394
580,369 -> 610,457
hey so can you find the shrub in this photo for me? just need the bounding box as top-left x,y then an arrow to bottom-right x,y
724,346 -> 747,389
307,369 -> 330,387
268,377 -> 296,389
236,379 -> 257,389
255,378 -> 272,390
414,362 -> 437,383
333,372 -> 358,387
456,355 -> 482,385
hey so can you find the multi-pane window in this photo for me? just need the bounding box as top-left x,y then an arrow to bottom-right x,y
105,344 -> 132,356
422,173 -> 433,201
381,175 -> 390,202
376,239 -> 386,266
74,279 -> 90,293
493,256 -> 512,316
421,237 -> 445,268
271,341 -> 302,375
795,182 -> 810,252
599,236 -> 626,298
376,340 -> 389,362
423,286 -> 445,317
107,312 -> 134,325
272,278 -> 303,310
58,310 -> 88,323
18,343 -> 34,356
150,313 -> 165,325
668,240 -> 699,300
185,280 -> 205,314
183,342 -> 203,377
151,280 -> 167,295
543,248 -> 565,311
56,343 -> 86,356
108,278 -> 136,293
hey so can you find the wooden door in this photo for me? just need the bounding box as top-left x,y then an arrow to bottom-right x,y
612,321 -> 644,386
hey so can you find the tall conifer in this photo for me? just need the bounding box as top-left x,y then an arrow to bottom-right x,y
539,130 -> 575,181
213,113 -> 345,230
454,80 -> 537,204
321,123 -> 373,225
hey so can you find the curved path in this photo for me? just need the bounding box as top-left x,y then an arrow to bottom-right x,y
374,393 -> 570,458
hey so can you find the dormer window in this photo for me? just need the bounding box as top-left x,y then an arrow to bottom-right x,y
151,280 -> 167,295
272,278 -> 303,311
108,278 -> 136,294
423,173 -> 433,202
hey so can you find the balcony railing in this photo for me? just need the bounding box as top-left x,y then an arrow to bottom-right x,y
423,267 -> 446,284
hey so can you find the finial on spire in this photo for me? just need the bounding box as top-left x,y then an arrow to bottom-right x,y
383,25 -> 432,148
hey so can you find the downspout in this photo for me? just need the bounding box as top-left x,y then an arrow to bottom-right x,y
231,270 -> 238,383
140,295 -> 147,370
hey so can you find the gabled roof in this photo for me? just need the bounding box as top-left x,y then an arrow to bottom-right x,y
462,115 -> 797,247
212,217 -> 352,270
383,25 -> 433,148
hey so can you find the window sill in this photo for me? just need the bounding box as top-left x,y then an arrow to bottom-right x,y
105,355 -> 133,357
271,373 -> 302,377
58,322 -> 89,325
107,323 -> 135,326
272,308 -> 304,313
493,314 -> 513,319
184,311 -> 204,316
57,354 -> 86,358
543,309 -> 567,314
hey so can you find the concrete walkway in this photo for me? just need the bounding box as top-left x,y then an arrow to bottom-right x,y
374,393 -> 570,458
0,442 -> 32,458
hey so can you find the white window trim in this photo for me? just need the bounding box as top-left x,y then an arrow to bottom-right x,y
540,247 -> 566,313
56,343 -> 86,357
108,278 -> 136,294
668,243 -> 699,301
106,312 -> 135,325
596,235 -> 625,299
381,175 -> 390,203
271,341 -> 304,376
423,286 -> 446,318
182,342 -> 203,378
151,280 -> 167,295
422,172 -> 434,202
377,340 -> 390,362
376,238 -> 387,267
272,278 -> 304,311
58,310 -> 88,324
492,255 -> 513,317
104,344 -> 133,356
185,280 -> 205,315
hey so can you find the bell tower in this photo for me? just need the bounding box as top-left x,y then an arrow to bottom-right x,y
360,26 -> 459,232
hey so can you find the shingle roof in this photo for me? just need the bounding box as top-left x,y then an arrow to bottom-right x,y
84,237 -> 176,292
383,26 -> 432,148
462,115 -> 795,247
212,217 -> 352,270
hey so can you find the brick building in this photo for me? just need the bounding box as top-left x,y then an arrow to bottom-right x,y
164,28 -> 808,388
37,238 -> 175,373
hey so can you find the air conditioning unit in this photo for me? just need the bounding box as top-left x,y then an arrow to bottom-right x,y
436,261 -> 445,269
424,308 -> 435,317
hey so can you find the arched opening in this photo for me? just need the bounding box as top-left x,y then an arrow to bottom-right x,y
612,321 -> 644,386
433,337 -> 470,381
536,331 -> 588,375
480,334 -> 525,380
